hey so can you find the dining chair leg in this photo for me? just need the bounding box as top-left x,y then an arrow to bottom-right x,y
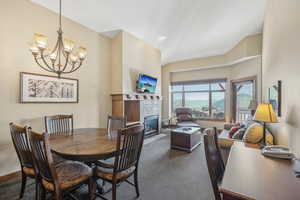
40,186 -> 46,200
134,170 -> 140,197
19,173 -> 27,198
89,177 -> 96,200
54,191 -> 63,200
35,179 -> 40,200
112,182 -> 117,200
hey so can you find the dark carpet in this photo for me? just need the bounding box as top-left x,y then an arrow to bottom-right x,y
0,133 -> 214,200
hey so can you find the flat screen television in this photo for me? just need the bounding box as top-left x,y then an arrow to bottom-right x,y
136,74 -> 157,93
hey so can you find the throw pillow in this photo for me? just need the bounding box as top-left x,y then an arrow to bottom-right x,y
242,123 -> 263,144
228,126 -> 241,138
232,128 -> 246,140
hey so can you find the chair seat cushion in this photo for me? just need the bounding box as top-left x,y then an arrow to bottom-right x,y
53,153 -> 67,165
177,122 -> 200,128
95,166 -> 135,181
95,158 -> 115,168
42,161 -> 92,191
23,166 -> 35,176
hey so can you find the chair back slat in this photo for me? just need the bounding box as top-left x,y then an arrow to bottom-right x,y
45,114 -> 73,135
28,129 -> 57,183
114,125 -> 144,173
107,115 -> 126,140
203,127 -> 225,200
9,123 -> 33,168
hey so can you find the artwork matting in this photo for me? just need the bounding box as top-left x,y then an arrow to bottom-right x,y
20,72 -> 79,103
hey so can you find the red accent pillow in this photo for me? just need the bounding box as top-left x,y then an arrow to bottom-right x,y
228,126 -> 241,138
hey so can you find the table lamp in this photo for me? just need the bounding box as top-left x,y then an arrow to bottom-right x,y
253,104 -> 278,146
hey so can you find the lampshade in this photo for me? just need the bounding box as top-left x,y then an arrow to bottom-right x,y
34,33 -> 48,49
78,47 -> 87,60
253,104 -> 278,123
248,100 -> 258,110
63,39 -> 75,53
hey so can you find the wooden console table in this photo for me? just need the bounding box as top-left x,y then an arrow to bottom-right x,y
220,142 -> 300,200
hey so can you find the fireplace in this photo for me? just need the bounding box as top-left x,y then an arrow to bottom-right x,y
144,115 -> 159,137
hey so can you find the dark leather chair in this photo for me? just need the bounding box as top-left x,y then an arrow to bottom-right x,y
95,125 -> 145,200
9,123 -> 38,199
175,107 -> 200,127
44,114 -> 73,135
203,127 -> 225,200
28,129 -> 95,200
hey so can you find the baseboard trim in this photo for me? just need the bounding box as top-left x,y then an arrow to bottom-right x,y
0,171 -> 21,183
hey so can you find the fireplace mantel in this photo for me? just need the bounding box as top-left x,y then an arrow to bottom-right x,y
111,93 -> 162,134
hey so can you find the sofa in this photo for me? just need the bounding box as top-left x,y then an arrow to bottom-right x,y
218,120 -> 274,149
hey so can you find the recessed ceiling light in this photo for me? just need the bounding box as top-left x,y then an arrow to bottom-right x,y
158,36 -> 167,42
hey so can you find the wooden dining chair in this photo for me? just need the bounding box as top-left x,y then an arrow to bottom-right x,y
44,114 -> 73,135
107,115 -> 126,140
203,127 -> 225,200
9,123 -> 38,199
94,125 -> 145,200
28,128 -> 95,200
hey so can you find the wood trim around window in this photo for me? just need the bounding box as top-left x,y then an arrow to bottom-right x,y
170,78 -> 227,121
230,76 -> 257,122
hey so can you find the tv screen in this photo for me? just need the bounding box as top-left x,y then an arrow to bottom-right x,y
137,74 -> 157,93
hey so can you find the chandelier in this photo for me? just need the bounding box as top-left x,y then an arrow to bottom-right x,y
29,0 -> 87,78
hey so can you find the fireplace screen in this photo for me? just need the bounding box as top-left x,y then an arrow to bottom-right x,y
144,115 -> 159,136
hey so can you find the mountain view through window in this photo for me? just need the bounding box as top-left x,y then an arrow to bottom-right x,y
171,80 -> 226,120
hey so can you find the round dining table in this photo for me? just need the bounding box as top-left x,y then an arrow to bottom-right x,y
49,128 -> 117,162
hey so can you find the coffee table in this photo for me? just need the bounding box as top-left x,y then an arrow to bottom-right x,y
171,127 -> 202,152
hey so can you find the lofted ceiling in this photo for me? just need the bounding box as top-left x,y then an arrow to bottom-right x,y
30,0 -> 266,65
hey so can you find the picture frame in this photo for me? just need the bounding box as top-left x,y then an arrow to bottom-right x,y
268,80 -> 281,117
20,72 -> 79,103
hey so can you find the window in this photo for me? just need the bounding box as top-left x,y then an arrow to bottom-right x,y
171,79 -> 226,120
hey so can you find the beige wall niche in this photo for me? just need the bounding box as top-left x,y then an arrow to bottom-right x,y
111,31 -> 162,95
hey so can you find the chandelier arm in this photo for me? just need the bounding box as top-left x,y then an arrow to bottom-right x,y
60,53 -> 70,73
62,61 -> 82,74
40,51 -> 56,72
34,56 -> 55,73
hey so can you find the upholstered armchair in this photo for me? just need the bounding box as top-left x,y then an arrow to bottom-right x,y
175,108 -> 200,128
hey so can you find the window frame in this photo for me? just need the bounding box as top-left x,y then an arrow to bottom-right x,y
171,78 -> 227,121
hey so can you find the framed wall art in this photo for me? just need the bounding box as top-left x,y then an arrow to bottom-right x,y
268,80 -> 281,117
20,72 -> 79,103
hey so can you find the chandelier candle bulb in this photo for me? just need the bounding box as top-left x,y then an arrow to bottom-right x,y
49,51 -> 57,61
34,33 -> 48,49
29,43 -> 39,55
70,53 -> 78,63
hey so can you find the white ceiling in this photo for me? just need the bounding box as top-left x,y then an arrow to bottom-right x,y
31,0 -> 266,65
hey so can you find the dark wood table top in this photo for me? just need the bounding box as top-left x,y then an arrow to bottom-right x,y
50,128 -> 117,162
220,142 -> 300,200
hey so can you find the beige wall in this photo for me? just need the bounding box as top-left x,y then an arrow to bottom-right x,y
0,0 -> 112,176
111,31 -> 162,95
162,34 -> 262,123
111,32 -> 123,94
169,57 -> 261,129
263,0 -> 300,156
